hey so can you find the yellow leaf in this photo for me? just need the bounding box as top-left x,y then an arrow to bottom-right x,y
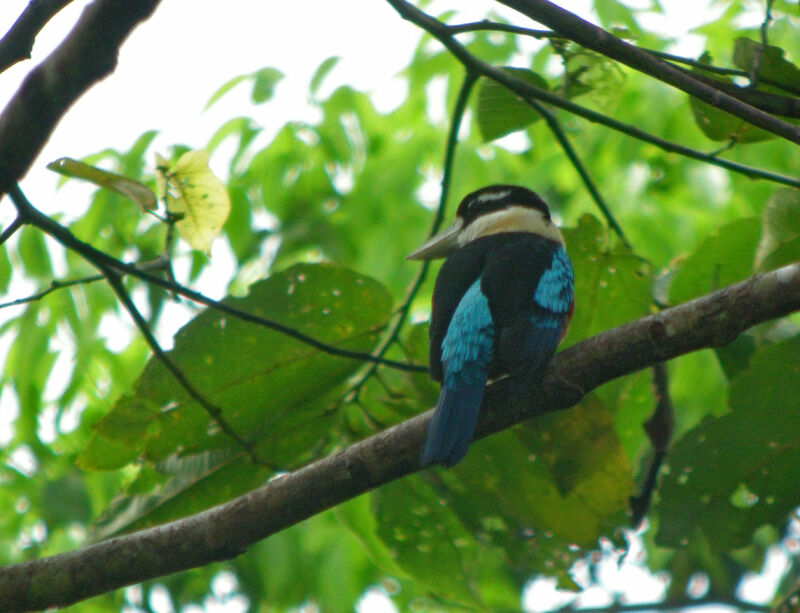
47,157 -> 156,211
157,150 -> 230,253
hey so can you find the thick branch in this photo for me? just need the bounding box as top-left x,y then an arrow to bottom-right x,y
496,0 -> 800,144
0,0 -> 161,195
0,0 -> 74,74
2,261 -> 799,611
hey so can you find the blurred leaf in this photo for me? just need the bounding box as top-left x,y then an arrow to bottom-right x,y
41,473 -> 92,528
656,336 -> 800,550
373,473 -> 517,608
562,48 -> 626,110
156,150 -> 231,252
90,450 -> 264,538
371,400 -> 632,604
17,226 -> 52,279
669,218 -> 760,304
310,56 -> 340,96
593,0 -> 641,33
733,38 -> 800,97
476,68 -> 548,141
205,67 -> 284,109
755,188 -> 800,269
47,157 -> 156,211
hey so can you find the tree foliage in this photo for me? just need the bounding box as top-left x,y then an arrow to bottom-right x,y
1,1 -> 800,611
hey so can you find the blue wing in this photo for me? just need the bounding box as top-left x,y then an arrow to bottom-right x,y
521,246 -> 574,369
420,279 -> 494,467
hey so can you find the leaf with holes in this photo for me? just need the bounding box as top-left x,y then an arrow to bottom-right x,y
656,336 -> 800,550
78,263 -> 393,473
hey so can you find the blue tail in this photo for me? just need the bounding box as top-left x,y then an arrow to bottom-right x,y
420,380 -> 486,468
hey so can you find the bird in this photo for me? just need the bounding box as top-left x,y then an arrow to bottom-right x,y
408,185 -> 574,468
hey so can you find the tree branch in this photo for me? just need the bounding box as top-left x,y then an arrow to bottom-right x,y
0,0 -> 162,195
386,0 -> 800,190
495,0 -> 800,143
8,185 -> 428,373
526,97 -> 631,249
0,0 -> 74,74
2,260 -> 798,611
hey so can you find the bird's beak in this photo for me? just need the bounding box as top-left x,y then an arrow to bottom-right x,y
407,219 -> 463,260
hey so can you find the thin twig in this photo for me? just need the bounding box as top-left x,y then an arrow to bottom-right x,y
629,362 -> 674,527
750,0 -> 775,88
553,595 -> 770,612
0,273 -> 103,309
6,185 -> 428,373
102,269 -> 267,466
0,216 -> 23,246
0,259 -> 168,310
386,1 -> 800,189
526,97 -> 631,249
340,72 -> 477,405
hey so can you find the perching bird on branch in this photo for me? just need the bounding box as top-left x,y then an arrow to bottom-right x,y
408,185 -> 574,467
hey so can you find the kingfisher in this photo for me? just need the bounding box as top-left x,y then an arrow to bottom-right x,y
408,185 -> 574,468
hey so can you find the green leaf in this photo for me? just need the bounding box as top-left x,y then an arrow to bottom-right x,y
689,53 -> 774,143
46,157 -> 156,211
755,188 -> 800,269
733,38 -> 800,97
561,214 -> 652,347
78,263 -> 393,469
373,474 -> 517,608
156,150 -> 231,252
371,400 -> 632,605
476,68 -> 548,142
562,48 -> 626,110
90,451 -> 265,538
17,227 -> 53,279
656,336 -> 800,550
669,217 -> 760,304
40,473 -> 92,527
310,56 -> 340,96
334,494 -> 407,577
593,0 -> 641,33
204,67 -> 284,109
251,67 -> 284,103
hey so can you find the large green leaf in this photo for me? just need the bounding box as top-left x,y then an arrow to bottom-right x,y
561,214 -> 652,347
755,188 -> 800,270
476,68 -> 548,142
669,217 -> 760,305
656,336 -> 800,550
370,399 -> 633,605
79,263 -> 393,471
373,473 -> 519,609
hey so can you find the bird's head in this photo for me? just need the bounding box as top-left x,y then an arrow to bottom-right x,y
407,185 -> 564,261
